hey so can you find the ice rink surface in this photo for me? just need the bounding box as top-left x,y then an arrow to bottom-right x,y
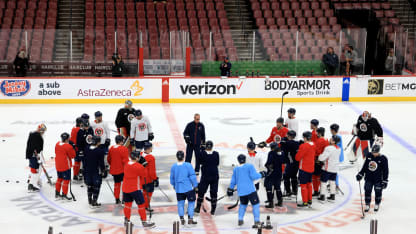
0,101 -> 415,234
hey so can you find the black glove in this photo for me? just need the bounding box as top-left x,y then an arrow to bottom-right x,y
69,140 -> 76,150
184,135 -> 191,145
258,141 -> 267,148
316,160 -> 324,166
79,150 -> 84,157
154,177 -> 159,187
299,140 -> 304,144
101,170 -> 108,179
227,188 -> 234,197
130,138 -> 135,146
105,138 -> 111,147
382,180 -> 388,189
148,132 -> 154,141
200,142 -> 206,151
194,185 -> 199,193
260,171 -> 267,178
138,156 -> 148,167
356,173 -> 363,181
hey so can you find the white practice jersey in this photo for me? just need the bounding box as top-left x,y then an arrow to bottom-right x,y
246,153 -> 265,184
318,145 -> 341,173
286,117 -> 299,139
91,120 -> 110,144
130,116 -> 153,141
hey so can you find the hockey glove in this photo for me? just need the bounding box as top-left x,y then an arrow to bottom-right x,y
154,177 -> 159,187
227,188 -> 234,197
101,170 -> 108,179
69,140 -> 76,150
258,141 -> 267,148
376,137 -> 384,147
148,132 -> 154,141
356,173 -> 363,181
79,150 -> 84,157
130,139 -> 135,147
382,180 -> 388,189
299,140 -> 304,144
200,142 -> 206,151
194,185 -> 199,193
138,156 -> 148,167
105,138 -> 111,147
184,135 -> 192,145
260,171 -> 267,178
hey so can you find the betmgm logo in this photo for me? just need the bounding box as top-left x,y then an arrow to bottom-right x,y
368,79 -> 384,95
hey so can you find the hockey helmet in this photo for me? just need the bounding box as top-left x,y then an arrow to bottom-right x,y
81,113 -> 90,120
135,109 -> 142,117
237,154 -> 246,164
60,132 -> 70,141
247,141 -> 256,150
94,111 -> 103,118
371,144 -> 381,153
205,140 -> 214,150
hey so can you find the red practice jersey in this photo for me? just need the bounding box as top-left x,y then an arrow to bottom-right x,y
70,127 -> 80,148
107,144 -> 129,175
315,137 -> 329,157
142,153 -> 157,185
295,141 -> 316,173
55,141 -> 76,172
266,126 -> 289,143
122,161 -> 147,193
311,130 -> 318,144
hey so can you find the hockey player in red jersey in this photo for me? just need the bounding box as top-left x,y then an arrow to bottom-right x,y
295,131 -> 316,208
54,132 -> 76,200
122,151 -> 155,228
107,135 -> 129,204
312,127 -> 329,197
263,117 -> 289,145
141,142 -> 158,211
25,123 -> 47,192
310,119 -> 319,143
70,117 -> 83,147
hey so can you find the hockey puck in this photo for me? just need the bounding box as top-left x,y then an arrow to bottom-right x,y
80,185 -> 84,187
16,181 -> 19,183
6,180 -> 9,183
2,140 -> 5,142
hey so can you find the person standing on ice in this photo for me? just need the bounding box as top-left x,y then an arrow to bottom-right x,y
107,135 -> 129,204
356,144 -> 389,212
115,100 -> 136,152
228,154 -> 267,228
285,108 -> 299,139
348,111 -> 383,164
130,109 -> 154,152
329,123 -> 344,191
183,113 -> 206,175
54,132 -> 76,200
25,124 -> 47,192
170,150 -> 198,226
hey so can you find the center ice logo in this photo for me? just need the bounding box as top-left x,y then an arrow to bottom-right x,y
0,80 -> 31,97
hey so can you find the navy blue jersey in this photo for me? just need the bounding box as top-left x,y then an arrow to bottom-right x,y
26,131 -> 44,159
280,138 -> 300,164
200,150 -> 219,180
356,116 -> 383,140
76,127 -> 94,152
84,145 -> 106,175
265,150 -> 284,177
183,121 -> 206,146
359,153 -> 389,183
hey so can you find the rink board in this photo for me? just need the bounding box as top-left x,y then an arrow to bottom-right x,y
1,76 -> 415,103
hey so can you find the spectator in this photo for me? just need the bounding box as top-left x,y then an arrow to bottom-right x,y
384,48 -> 395,75
220,57 -> 232,77
345,46 -> 358,76
322,47 -> 339,75
13,49 -> 30,77
112,54 -> 125,77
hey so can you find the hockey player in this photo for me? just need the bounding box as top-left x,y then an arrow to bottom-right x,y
264,142 -> 284,208
246,141 -> 265,190
263,117 -> 289,145
317,135 -> 341,202
74,118 -> 94,181
84,136 -> 107,208
330,124 -> 344,189
54,132 -> 76,200
115,100 -> 136,150
349,111 -> 383,163
122,151 -> 155,228
25,124 -> 47,192
107,135 -> 129,204
227,154 -> 267,228
310,119 -> 319,143
183,113 -> 206,174
70,117 -> 83,146
356,145 -> 389,212
295,131 -> 316,208
130,109 -> 154,152
141,142 -> 158,212
170,151 -> 198,226
91,111 -> 111,148
312,127 -> 329,197
286,108 -> 299,138
194,140 -> 219,215
281,130 -> 300,197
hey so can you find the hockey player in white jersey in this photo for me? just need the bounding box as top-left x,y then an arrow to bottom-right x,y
317,135 -> 341,202
246,141 -> 265,191
130,109 -> 154,151
91,111 -> 111,148
285,108 -> 299,139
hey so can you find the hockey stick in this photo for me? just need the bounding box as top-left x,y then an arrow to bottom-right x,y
69,176 -> 76,201
144,178 -> 153,221
344,135 -> 357,151
227,199 -> 239,210
358,180 -> 365,219
336,186 -> 345,196
280,91 -> 289,117
206,188 -> 237,202
105,180 -> 115,196
158,186 -> 172,202
40,163 -> 54,185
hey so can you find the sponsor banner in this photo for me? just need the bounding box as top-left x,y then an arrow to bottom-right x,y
169,77 -> 343,100
0,78 -> 161,101
350,76 -> 416,98
143,60 -> 184,75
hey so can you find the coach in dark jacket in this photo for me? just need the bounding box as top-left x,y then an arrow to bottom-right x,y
322,47 -> 339,75
183,113 -> 206,174
13,50 -> 30,77
220,57 -> 232,77
112,55 -> 125,77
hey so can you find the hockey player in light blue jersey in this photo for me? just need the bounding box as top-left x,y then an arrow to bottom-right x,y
228,154 -> 267,229
330,124 -> 344,189
170,150 -> 199,226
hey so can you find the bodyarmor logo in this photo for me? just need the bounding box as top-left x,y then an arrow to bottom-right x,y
360,123 -> 368,132
368,79 -> 384,95
368,161 -> 378,171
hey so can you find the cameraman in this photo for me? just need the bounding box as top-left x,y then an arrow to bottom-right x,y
112,53 -> 125,77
